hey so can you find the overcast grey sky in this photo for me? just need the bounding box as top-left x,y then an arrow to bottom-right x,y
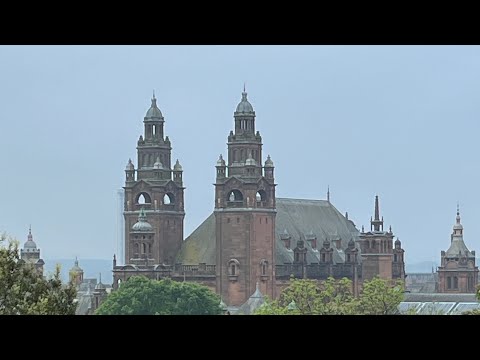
1,45 -> 479,264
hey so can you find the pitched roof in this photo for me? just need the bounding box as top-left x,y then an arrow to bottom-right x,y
177,198 -> 360,265
236,283 -> 265,315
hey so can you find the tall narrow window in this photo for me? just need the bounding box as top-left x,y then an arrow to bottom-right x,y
447,277 -> 452,289
454,276 -> 458,289
231,264 -> 236,276
262,263 -> 266,275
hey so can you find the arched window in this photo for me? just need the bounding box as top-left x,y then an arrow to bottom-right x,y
142,243 -> 146,254
134,243 -> 139,255
227,190 -> 243,202
228,259 -> 240,277
454,276 -> 458,289
148,244 -> 152,255
233,149 -> 237,162
260,259 -> 268,276
447,277 -> 452,289
136,192 -> 152,204
256,190 -> 267,202
164,193 -> 175,205
394,254 -> 398,262
240,149 -> 244,161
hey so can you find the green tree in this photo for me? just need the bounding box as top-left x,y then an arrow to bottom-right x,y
255,277 -> 357,315
95,276 -> 222,315
0,233 -> 77,315
356,276 -> 404,315
461,285 -> 480,315
255,276 -> 405,315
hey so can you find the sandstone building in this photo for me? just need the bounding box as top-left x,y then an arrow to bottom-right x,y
113,90 -> 406,307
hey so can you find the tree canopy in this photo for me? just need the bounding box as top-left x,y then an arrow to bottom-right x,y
462,285 -> 480,315
255,276 -> 404,315
0,233 -> 77,315
95,276 -> 222,315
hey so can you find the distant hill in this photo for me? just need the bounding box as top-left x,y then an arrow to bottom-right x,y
406,261 -> 438,273
406,258 -> 480,273
44,259 -> 112,284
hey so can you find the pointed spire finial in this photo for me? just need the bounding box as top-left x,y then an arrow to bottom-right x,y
327,185 -> 330,203
457,201 -> 460,216
75,256 -> 78,267
244,82 -> 246,93
99,272 -> 102,284
256,281 -> 259,291
152,89 -> 156,100
29,224 -> 31,235
374,195 -> 380,221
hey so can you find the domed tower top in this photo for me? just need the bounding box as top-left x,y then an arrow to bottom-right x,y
23,226 -> 37,250
125,158 -> 134,171
173,159 -> 183,171
446,204 -> 473,258
235,84 -> 255,114
145,91 -> 163,119
233,85 -> 256,136
264,155 -> 274,167
131,208 -> 154,232
453,203 -> 463,232
70,257 -> 83,273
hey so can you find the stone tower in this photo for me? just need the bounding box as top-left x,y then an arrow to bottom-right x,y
20,226 -> 44,275
437,206 -> 478,293
69,257 -> 84,286
123,93 -> 185,265
358,196 -> 403,281
214,88 -> 277,306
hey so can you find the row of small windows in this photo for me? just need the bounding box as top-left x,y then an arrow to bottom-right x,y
141,153 -> 170,167
227,190 -> 266,202
134,235 -> 153,240
231,149 -> 259,163
137,192 -> 175,205
447,276 -> 459,290
133,243 -> 152,255
366,240 -> 391,252
226,217 -> 269,224
238,119 -> 254,131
